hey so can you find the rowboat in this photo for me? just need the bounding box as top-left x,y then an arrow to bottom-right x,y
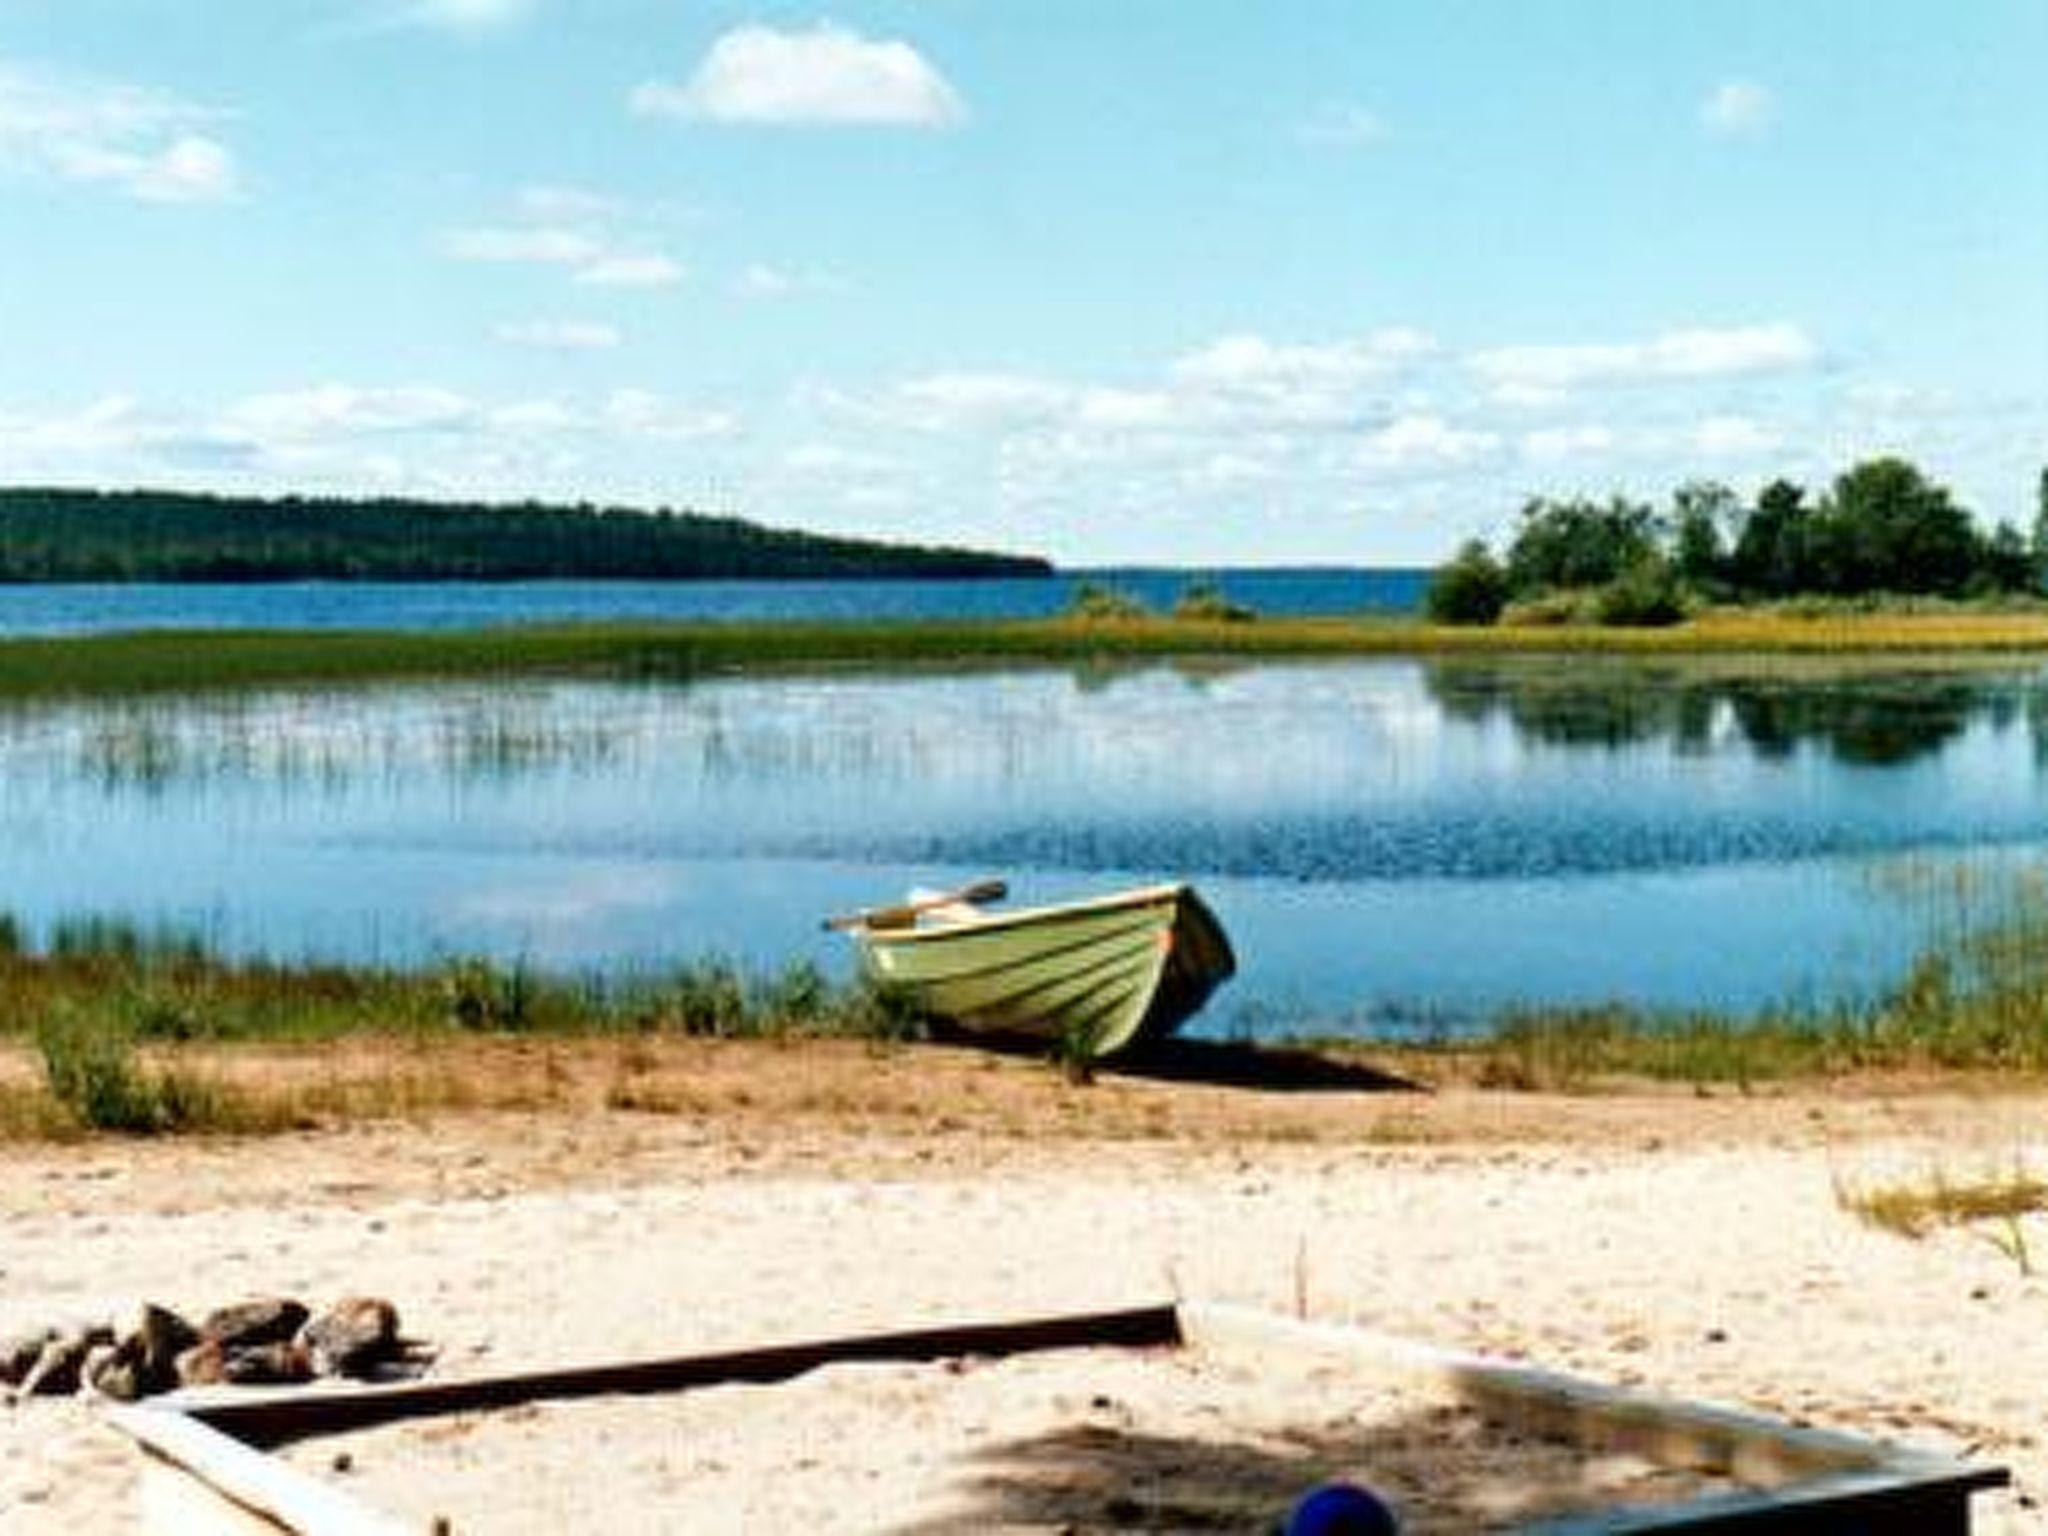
831,881 -> 1236,1059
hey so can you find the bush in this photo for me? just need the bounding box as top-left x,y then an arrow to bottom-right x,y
1172,579 -> 1255,623
1594,558 -> 1687,627
34,1007 -> 224,1133
1066,582 -> 1149,622
1500,589 -> 1598,627
1425,540 -> 1509,625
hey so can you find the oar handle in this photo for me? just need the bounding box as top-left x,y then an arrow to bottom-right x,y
823,878 -> 1009,932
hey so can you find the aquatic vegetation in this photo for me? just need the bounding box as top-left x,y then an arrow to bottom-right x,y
7,609 -> 2048,704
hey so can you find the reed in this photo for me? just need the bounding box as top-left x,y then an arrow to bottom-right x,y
8,606 -> 2048,701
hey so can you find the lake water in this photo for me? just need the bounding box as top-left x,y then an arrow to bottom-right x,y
0,569 -> 1425,636
5,655 -> 2047,1038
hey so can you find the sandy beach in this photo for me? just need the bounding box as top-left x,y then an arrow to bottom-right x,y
2,1041 -> 2043,1532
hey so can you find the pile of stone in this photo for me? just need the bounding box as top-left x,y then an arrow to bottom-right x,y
2,1296 -> 417,1403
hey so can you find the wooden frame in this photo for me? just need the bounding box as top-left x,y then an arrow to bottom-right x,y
103,1300 -> 2005,1535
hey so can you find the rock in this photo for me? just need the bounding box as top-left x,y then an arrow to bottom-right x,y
20,1326 -> 112,1397
84,1342 -> 142,1403
301,1297 -> 400,1379
175,1339 -> 226,1388
219,1341 -> 312,1386
201,1298 -> 308,1351
134,1304 -> 199,1394
1,1328 -> 57,1388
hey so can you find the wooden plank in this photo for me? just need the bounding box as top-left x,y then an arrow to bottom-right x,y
177,1301 -> 1184,1449
1179,1303 -> 2005,1532
106,1404 -> 414,1536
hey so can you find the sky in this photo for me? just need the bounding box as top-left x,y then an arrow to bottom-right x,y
0,2 -> 2043,566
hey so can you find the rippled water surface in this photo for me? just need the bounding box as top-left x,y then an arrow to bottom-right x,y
7,655 -> 2048,1035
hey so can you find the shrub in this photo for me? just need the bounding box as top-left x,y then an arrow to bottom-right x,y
1066,582 -> 1149,622
1594,558 -> 1688,627
1172,579 -> 1255,623
1426,541 -> 1509,626
1500,589 -> 1598,627
34,1007 -> 224,1133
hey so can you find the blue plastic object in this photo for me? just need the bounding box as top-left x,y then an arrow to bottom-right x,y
1283,1480 -> 1400,1536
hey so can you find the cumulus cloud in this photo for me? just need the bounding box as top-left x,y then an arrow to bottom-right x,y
633,23 -> 964,128
1471,323 -> 1817,392
439,196 -> 683,290
0,62 -> 239,202
1692,414 -> 1780,455
1701,79 -> 1774,137
1359,414 -> 1501,472
603,389 -> 738,441
1521,425 -> 1615,462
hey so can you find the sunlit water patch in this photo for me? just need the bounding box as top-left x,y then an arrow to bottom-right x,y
5,656 -> 2048,1036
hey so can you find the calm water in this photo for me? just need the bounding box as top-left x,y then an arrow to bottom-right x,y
0,569 -> 1425,636
8,656 -> 2048,1036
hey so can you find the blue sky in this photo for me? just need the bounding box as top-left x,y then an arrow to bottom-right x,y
0,2 -> 2042,564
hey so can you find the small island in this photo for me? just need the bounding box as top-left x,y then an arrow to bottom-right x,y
0,487 -> 1051,583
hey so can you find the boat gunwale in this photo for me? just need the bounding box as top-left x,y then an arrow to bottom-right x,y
853,881 -> 1194,947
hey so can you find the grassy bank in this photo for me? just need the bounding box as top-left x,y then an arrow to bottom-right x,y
8,607 -> 2048,700
8,878 -> 2048,1138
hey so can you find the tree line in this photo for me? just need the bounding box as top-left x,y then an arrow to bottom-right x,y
1429,458 -> 2046,626
0,488 -> 1051,583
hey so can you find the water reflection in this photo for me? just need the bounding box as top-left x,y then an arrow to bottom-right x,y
1422,658 -> 2041,767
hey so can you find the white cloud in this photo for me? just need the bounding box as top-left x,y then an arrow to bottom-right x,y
493,319 -> 621,351
441,225 -> 601,265
1701,79 -> 1774,137
1293,102 -> 1388,147
1692,415 -> 1780,455
604,389 -> 738,441
634,23 -> 964,128
1358,414 -> 1501,472
732,262 -> 847,300
1522,425 -> 1614,462
1471,323 -> 1817,391
573,252 -> 685,288
221,385 -> 479,443
440,208 -> 683,290
1171,330 -> 1435,428
0,63 -> 239,203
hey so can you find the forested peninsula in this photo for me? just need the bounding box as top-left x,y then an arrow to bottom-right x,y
0,488 -> 1051,582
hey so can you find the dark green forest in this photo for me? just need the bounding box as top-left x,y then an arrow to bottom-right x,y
0,488 -> 1050,582
1429,458 -> 2048,626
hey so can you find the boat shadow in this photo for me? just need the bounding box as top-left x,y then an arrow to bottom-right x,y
928,1027 -> 1423,1094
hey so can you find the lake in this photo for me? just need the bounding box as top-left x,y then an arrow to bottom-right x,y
5,654 -> 2047,1038
0,569 -> 1426,636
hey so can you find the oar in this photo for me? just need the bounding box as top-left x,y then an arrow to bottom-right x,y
822,878 -> 1009,932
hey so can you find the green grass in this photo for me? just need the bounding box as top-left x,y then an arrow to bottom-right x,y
10,606 -> 2048,701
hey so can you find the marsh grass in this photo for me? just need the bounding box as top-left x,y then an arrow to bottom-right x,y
1835,1161 -> 2046,1276
9,607 -> 2048,702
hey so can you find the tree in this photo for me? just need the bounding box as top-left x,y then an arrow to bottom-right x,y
1426,539 -> 1510,625
1504,495 -> 1660,592
1729,478 -> 1810,595
1816,457 -> 1978,595
1670,480 -> 1738,591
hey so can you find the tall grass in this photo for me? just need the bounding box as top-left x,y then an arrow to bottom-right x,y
7,606 -> 2048,701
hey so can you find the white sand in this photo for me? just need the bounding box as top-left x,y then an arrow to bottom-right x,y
2,1086 -> 2044,1532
